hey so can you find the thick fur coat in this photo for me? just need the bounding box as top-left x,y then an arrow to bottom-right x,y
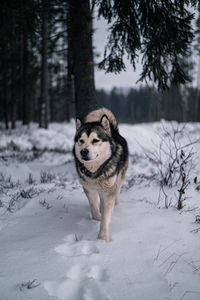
73,108 -> 129,242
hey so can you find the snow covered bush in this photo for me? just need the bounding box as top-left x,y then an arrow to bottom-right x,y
145,122 -> 196,209
0,122 -> 74,154
0,173 -> 19,192
40,170 -> 57,183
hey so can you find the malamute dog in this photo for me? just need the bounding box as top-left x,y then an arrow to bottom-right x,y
73,108 -> 129,242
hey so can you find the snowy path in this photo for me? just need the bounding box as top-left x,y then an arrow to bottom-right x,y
0,160 -> 200,300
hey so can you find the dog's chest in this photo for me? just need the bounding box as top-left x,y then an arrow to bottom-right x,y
78,171 -> 117,193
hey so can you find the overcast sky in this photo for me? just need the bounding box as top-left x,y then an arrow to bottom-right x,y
93,17 -> 142,91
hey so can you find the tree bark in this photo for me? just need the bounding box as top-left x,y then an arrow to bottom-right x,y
66,74 -> 72,122
195,57 -> 200,122
68,0 -> 96,120
39,0 -> 50,129
11,60 -> 17,129
2,70 -> 9,130
65,9 -> 73,122
1,4 -> 9,129
22,30 -> 29,125
11,18 -> 17,129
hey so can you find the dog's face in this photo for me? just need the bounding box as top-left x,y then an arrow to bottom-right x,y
74,116 -> 112,165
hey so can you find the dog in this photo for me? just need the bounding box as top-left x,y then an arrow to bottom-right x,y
73,108 -> 129,242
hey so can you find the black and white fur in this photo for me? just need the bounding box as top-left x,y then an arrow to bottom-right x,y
73,108 -> 129,242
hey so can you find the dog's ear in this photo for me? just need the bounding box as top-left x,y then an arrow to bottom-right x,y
76,118 -> 82,131
100,115 -> 111,135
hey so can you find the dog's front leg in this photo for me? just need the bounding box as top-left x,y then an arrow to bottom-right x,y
98,193 -> 115,242
83,187 -> 101,221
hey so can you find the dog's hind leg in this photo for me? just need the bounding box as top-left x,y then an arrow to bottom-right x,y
115,183 -> 122,205
98,192 -> 115,242
83,188 -> 101,221
115,175 -> 124,205
115,164 -> 128,205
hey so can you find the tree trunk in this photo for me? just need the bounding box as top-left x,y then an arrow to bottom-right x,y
1,4 -> 9,129
39,0 -> 50,129
22,32 -> 29,125
68,0 -> 96,120
11,20 -> 17,129
65,10 -> 73,122
2,72 -> 9,130
11,61 -> 17,129
195,57 -> 200,122
66,74 -> 72,122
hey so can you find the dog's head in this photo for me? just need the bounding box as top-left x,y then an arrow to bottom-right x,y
74,115 -> 113,164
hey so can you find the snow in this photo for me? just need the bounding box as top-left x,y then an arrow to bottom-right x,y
0,121 -> 200,300
0,121 -> 75,152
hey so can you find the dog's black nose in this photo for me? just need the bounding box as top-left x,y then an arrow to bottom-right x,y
80,148 -> 89,159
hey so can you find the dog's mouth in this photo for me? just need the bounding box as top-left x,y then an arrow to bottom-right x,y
81,154 -> 98,162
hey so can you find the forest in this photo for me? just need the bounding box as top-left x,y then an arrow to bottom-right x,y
97,85 -> 198,123
0,0 -> 200,128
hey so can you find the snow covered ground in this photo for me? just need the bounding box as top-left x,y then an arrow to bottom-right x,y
0,120 -> 200,300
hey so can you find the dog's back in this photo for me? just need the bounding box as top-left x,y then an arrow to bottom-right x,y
85,107 -> 118,129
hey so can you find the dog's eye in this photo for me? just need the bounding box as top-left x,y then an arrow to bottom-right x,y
92,139 -> 100,144
79,139 -> 84,144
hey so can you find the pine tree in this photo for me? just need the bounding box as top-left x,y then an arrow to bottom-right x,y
97,0 -> 198,90
66,0 -> 199,119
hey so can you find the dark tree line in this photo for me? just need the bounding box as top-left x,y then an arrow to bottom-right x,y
97,85 -> 199,124
0,0 -> 200,129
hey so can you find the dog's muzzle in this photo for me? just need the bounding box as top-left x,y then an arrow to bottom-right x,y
80,148 -> 90,161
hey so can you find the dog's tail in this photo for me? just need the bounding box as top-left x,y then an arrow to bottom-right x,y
85,108 -> 118,129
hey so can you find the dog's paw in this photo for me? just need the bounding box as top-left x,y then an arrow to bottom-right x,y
98,231 -> 110,242
91,209 -> 101,221
92,213 -> 101,222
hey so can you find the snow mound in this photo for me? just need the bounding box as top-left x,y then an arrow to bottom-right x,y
31,128 -> 72,152
0,121 -> 75,152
